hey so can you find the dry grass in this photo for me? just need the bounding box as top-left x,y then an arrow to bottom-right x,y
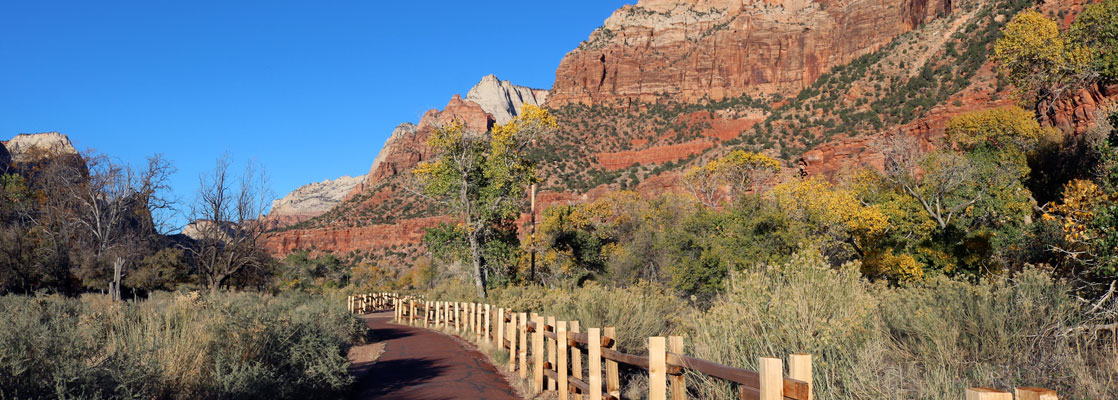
688,250 -> 1117,400
0,291 -> 365,399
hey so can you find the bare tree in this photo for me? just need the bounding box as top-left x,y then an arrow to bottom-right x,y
66,152 -> 176,299
184,156 -> 272,293
881,134 -> 981,230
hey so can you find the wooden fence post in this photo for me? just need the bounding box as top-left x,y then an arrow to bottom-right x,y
589,327 -> 602,400
474,303 -> 481,341
603,327 -> 620,399
455,302 -> 462,332
496,307 -> 505,350
789,353 -> 812,400
571,321 -> 583,400
410,300 -> 417,325
533,315 -> 546,393
669,336 -> 685,400
519,312 -> 529,378
649,337 -> 667,400
548,315 -> 557,391
966,388 -> 1013,400
424,301 -> 430,328
1015,387 -> 1058,400
558,321 -> 569,400
508,312 -> 518,372
485,304 -> 492,343
759,357 -> 782,400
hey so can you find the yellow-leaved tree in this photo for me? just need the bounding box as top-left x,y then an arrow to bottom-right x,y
993,10 -> 1094,105
683,150 -> 781,207
413,105 -> 557,297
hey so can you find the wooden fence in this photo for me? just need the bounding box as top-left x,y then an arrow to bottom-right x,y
347,292 -> 396,314
350,293 -> 1062,400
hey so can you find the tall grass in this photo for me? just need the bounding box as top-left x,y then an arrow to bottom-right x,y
0,291 -> 366,399
689,250 -> 1117,400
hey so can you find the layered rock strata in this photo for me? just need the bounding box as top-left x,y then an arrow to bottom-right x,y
548,0 -> 959,107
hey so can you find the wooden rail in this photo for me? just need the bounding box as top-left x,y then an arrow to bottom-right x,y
351,293 -> 1061,400
377,294 -> 811,400
346,292 -> 396,314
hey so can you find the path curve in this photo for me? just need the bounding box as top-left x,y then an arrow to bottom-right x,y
349,311 -> 521,400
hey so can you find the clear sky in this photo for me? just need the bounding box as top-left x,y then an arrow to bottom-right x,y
0,0 -> 631,229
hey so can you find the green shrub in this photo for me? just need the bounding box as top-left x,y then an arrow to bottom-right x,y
0,291 -> 365,399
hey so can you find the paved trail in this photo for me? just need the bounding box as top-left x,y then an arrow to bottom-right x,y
349,311 -> 521,400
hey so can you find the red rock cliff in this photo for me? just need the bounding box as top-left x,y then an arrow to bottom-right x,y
548,0 -> 957,107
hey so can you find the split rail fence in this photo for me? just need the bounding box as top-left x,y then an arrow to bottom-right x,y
349,292 -> 1062,400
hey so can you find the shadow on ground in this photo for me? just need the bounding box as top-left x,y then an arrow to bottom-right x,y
351,358 -> 451,399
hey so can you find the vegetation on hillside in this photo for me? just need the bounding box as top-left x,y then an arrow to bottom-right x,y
392,3 -> 1118,397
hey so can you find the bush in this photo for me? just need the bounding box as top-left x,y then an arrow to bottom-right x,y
687,249 -> 1117,399
489,281 -> 686,354
0,291 -> 365,399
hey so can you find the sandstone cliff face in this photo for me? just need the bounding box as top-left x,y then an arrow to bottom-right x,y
466,74 -> 549,125
548,0 -> 959,107
4,132 -> 80,164
348,93 -> 495,198
262,216 -> 449,256
266,76 -> 549,258
263,175 -> 365,229
1040,83 -> 1118,135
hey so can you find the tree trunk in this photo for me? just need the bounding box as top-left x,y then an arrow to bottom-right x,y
111,257 -> 123,301
468,230 -> 487,298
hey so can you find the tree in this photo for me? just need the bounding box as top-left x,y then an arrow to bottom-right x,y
1069,0 -> 1118,82
879,109 -> 1042,276
66,153 -> 175,298
413,105 -> 556,297
993,10 -> 1094,105
683,150 -> 781,207
184,156 -> 273,293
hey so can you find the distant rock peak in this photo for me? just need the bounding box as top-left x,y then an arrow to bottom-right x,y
465,74 -> 549,125
4,132 -> 79,164
263,174 -> 366,229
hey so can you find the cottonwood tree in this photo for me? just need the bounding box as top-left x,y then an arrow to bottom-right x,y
185,156 -> 272,293
683,150 -> 781,207
994,10 -> 1095,107
413,105 -> 556,297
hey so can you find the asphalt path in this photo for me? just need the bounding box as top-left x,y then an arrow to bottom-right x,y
349,311 -> 521,400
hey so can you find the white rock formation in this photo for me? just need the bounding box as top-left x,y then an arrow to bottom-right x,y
4,132 -> 79,164
465,74 -> 549,125
265,175 -> 365,227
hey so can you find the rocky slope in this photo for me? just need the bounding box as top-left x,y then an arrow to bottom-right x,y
262,175 -> 365,229
263,75 -> 543,260
548,0 -> 959,107
348,93 -> 495,197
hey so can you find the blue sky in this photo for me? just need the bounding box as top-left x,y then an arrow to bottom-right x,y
0,1 -> 630,228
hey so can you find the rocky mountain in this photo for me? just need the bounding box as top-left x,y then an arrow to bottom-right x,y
262,0 -> 1116,271
465,74 -> 548,125
548,0 -> 958,107
3,132 -> 80,164
263,76 -> 536,260
262,175 -> 365,229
